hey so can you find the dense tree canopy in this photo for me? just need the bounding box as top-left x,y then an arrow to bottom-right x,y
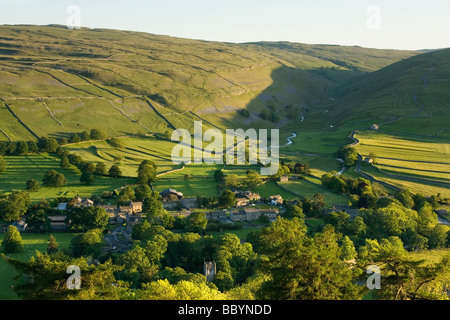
1,225 -> 24,253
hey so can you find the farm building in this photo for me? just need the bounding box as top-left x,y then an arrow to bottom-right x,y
160,188 -> 184,200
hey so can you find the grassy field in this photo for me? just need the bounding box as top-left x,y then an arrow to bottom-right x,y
63,135 -> 180,177
0,153 -> 135,201
0,25 -> 419,141
279,176 -> 350,207
355,131 -> 450,198
0,232 -> 76,300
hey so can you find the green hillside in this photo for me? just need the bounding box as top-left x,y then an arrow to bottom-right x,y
0,24 -> 449,201
0,25 -> 419,140
323,48 -> 450,134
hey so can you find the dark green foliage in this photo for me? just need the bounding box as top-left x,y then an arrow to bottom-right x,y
60,154 -> 71,169
108,164 -> 122,178
26,179 -> 39,192
66,206 -> 109,232
25,209 -> 49,232
47,235 -> 59,255
137,160 -> 157,185
80,171 -> 96,185
185,211 -> 207,233
218,190 -> 236,208
37,137 -> 59,153
0,155 -> 7,172
0,190 -> 31,221
338,145 -> 358,166
42,170 -> 67,187
90,129 -> 107,140
1,225 -> 23,253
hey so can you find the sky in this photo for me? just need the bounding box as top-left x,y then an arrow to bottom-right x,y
1,0 -> 450,50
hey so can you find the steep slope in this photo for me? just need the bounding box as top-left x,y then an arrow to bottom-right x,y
322,48 -> 450,137
0,24 -> 418,140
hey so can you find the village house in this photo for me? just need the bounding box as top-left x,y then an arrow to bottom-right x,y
364,157 -> 374,164
11,219 -> 27,232
162,197 -> 198,210
97,204 -> 118,214
326,204 -> 360,219
57,202 -> 68,211
230,207 -> 279,222
160,188 -> 184,200
73,197 -> 94,208
170,210 -> 192,218
269,195 -> 283,205
118,201 -> 143,214
205,210 -> 228,222
236,198 -> 250,207
231,190 -> 261,202
279,175 -> 289,183
48,215 -> 68,231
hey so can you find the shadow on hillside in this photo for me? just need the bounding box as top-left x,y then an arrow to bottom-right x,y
221,64 -> 359,131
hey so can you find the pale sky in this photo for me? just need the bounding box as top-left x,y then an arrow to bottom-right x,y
1,0 -> 450,50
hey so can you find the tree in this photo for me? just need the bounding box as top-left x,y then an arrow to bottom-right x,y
90,129 -> 107,140
340,236 -> 357,261
361,203 -> 418,240
245,170 -> 262,189
0,191 -> 31,221
25,209 -> 49,232
143,191 -> 166,220
94,162 -> 107,176
137,160 -> 157,185
256,219 -> 361,300
16,141 -> 28,155
218,190 -> 236,208
70,228 -> 104,258
67,206 -> 109,232
134,184 -> 152,202
108,164 -> 122,178
42,170 -> 68,187
37,137 -> 59,153
107,137 -> 124,149
338,145 -> 358,167
186,211 -> 207,233
80,171 -> 96,185
60,154 -> 71,170
428,225 -> 448,249
0,155 -> 7,172
395,189 -> 414,209
79,130 -> 90,141
224,174 -> 240,189
368,152 -> 378,164
118,185 -> 136,204
82,162 -> 96,174
69,133 -> 81,143
116,244 -> 159,286
47,235 -> 59,255
359,237 -> 450,300
283,204 -> 304,219
1,225 -> 24,253
214,170 -> 225,184
325,211 -> 350,233
312,193 -> 326,214
26,179 -> 39,192
1,251 -> 123,300
27,141 -> 39,153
